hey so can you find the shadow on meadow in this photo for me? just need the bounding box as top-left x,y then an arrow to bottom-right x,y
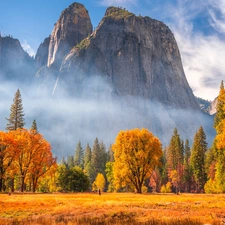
3,215 -> 221,225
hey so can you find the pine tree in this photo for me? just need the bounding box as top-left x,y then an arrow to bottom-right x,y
6,89 -> 25,131
183,139 -> 192,192
91,138 -> 100,180
74,141 -> 84,168
107,144 -> 114,162
166,128 -> 184,192
31,119 -> 38,133
91,138 -> 107,179
67,156 -> 75,168
99,141 -> 107,175
167,128 -> 183,170
5,89 -> 25,192
190,126 -> 207,193
84,143 -> 91,168
184,139 -> 191,165
83,143 -> 94,181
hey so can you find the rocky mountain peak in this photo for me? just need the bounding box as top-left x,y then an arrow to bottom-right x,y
0,36 -> 35,82
104,6 -> 134,19
47,2 -> 92,70
60,6 -> 199,110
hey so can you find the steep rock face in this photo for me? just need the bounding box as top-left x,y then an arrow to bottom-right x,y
0,35 -> 35,82
35,36 -> 50,68
61,7 -> 199,109
207,97 -> 217,115
47,2 -> 93,69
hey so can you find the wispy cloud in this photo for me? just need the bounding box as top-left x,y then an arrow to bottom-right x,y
208,0 -> 225,33
21,40 -> 36,57
99,0 -> 137,7
161,0 -> 225,100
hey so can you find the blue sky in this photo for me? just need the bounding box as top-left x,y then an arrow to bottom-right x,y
0,0 -> 225,101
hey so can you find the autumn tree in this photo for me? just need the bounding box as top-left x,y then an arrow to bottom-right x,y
213,83 -> 225,191
92,173 -> 106,192
10,129 -> 56,192
190,126 -> 207,193
105,162 -> 114,192
205,81 -> 225,193
0,131 -> 18,191
214,81 -> 225,128
28,130 -> 57,192
74,141 -> 84,168
113,128 -> 163,193
6,89 -> 25,131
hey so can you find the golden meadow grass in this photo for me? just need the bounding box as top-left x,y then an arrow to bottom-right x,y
0,193 -> 224,224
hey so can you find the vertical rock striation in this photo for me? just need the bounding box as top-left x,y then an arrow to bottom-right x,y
47,2 -> 93,70
61,7 -> 199,110
35,36 -> 50,68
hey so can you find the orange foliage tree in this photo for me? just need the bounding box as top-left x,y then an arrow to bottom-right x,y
11,129 -> 57,192
0,131 -> 19,191
27,130 -> 57,192
112,128 -> 163,193
0,129 -> 57,192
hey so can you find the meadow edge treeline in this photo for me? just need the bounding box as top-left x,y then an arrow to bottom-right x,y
0,81 -> 225,194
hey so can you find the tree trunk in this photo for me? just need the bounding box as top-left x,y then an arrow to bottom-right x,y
11,178 -> 14,193
32,178 -> 37,193
21,177 -> 25,192
136,185 -> 142,194
0,178 -> 2,192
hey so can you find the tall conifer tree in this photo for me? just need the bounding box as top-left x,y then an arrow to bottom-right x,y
6,89 -> 25,131
167,128 -> 183,170
183,139 -> 192,192
84,143 -> 91,168
190,126 -> 207,193
31,119 -> 38,133
74,141 -> 84,168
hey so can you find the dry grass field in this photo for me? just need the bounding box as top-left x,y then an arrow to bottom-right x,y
0,193 -> 225,225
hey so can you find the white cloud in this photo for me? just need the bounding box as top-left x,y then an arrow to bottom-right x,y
99,0 -> 137,7
163,0 -> 225,101
208,0 -> 225,33
21,40 -> 36,57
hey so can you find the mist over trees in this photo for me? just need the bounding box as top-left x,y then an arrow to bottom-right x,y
0,82 -> 224,194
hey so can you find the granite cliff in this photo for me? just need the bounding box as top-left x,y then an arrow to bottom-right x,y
59,7 -> 199,109
0,3 -> 215,152
47,2 -> 92,70
0,35 -> 35,82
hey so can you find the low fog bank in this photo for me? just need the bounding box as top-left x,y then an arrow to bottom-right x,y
0,76 -> 215,159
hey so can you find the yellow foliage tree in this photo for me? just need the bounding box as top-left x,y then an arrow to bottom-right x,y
92,173 -> 106,192
216,89 -> 225,150
112,128 -> 163,193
